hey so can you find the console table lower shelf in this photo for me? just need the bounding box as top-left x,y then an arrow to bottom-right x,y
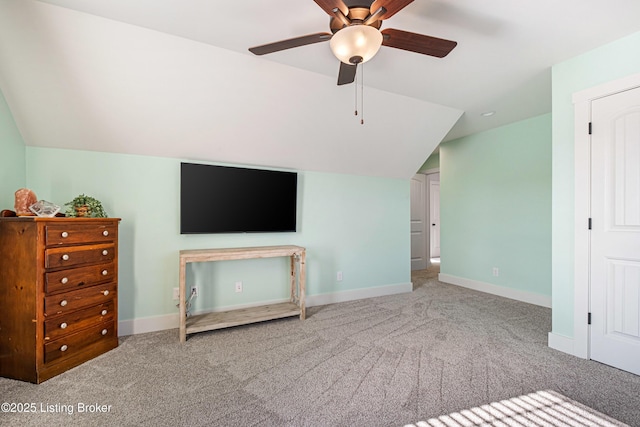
186,302 -> 301,335
179,245 -> 306,342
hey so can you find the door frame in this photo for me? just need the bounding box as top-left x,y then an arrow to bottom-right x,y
573,72 -> 640,359
410,173 -> 428,270
427,172 -> 440,260
423,168 -> 440,267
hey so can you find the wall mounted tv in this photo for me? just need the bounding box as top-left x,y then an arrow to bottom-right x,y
180,162 -> 298,234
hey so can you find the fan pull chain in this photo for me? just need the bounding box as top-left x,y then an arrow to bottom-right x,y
360,64 -> 364,125
354,69 -> 358,117
353,65 -> 365,124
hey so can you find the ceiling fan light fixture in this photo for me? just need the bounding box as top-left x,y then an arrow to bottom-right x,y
330,24 -> 383,65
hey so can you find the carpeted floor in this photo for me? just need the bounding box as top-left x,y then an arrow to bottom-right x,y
406,389 -> 629,427
1,264 -> 639,426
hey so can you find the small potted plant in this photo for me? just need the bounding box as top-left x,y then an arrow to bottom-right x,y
65,194 -> 108,218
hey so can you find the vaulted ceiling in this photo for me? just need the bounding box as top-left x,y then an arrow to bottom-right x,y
1,0 -> 640,179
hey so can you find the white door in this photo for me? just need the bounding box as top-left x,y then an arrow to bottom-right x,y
410,174 -> 427,270
429,181 -> 441,258
590,86 -> 640,375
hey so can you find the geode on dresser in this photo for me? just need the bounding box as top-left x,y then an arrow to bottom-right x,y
14,188 -> 37,216
29,200 -> 61,217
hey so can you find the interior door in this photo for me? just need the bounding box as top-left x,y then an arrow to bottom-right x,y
429,180 -> 441,258
590,86 -> 640,375
410,174 -> 427,270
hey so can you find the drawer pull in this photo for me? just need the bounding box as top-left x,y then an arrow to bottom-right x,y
103,290 -> 109,296
60,322 -> 68,329
101,329 -> 108,336
102,250 -> 108,256
62,254 -> 70,261
61,231 -> 69,238
103,230 -> 109,237
60,345 -> 68,352
61,277 -> 69,284
60,300 -> 68,307
101,309 -> 108,316
102,269 -> 108,276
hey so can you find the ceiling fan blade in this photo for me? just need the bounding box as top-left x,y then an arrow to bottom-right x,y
370,0 -> 414,20
381,28 -> 457,58
337,61 -> 357,85
249,32 -> 332,55
314,0 -> 348,16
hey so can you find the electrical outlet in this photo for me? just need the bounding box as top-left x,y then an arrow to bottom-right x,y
172,287 -> 179,300
235,281 -> 243,293
337,271 -> 343,282
492,267 -> 499,277
191,286 -> 198,297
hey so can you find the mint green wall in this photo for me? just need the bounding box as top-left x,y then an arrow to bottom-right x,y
440,113 -> 551,296
418,151 -> 440,172
0,89 -> 26,209
26,147 -> 410,321
551,30 -> 640,337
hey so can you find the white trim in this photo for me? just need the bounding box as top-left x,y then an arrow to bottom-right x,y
420,169 -> 440,268
572,98 -> 591,359
118,283 -> 412,336
118,313 -> 178,336
412,173 -> 429,270
426,172 -> 440,265
421,167 -> 440,175
438,273 -> 552,308
572,72 -> 640,103
571,72 -> 640,360
306,282 -> 413,307
548,332 -> 575,356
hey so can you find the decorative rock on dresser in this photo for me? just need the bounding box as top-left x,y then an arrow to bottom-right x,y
0,217 -> 120,383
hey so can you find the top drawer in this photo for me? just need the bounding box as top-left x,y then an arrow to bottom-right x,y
45,223 -> 117,246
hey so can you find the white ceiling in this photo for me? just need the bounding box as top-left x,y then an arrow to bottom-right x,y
32,0 -> 640,139
2,0 -> 640,179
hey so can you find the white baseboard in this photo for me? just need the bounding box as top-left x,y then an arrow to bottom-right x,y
306,282 -> 413,307
118,283 -> 412,336
118,312 -> 178,336
438,273 -> 552,308
548,332 -> 578,357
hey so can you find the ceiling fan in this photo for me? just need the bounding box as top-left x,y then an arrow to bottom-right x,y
248,0 -> 457,86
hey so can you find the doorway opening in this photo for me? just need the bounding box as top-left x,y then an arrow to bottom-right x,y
410,171 -> 440,271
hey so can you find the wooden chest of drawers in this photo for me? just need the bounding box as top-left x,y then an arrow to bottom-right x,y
0,217 -> 120,383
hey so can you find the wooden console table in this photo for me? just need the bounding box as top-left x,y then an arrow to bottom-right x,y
178,245 -> 306,342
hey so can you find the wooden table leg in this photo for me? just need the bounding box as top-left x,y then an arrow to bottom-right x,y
290,255 -> 296,304
299,250 -> 306,320
179,258 -> 187,342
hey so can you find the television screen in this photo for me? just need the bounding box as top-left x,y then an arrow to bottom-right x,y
180,162 -> 297,234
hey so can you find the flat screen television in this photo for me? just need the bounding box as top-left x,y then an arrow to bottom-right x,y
180,162 -> 297,234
